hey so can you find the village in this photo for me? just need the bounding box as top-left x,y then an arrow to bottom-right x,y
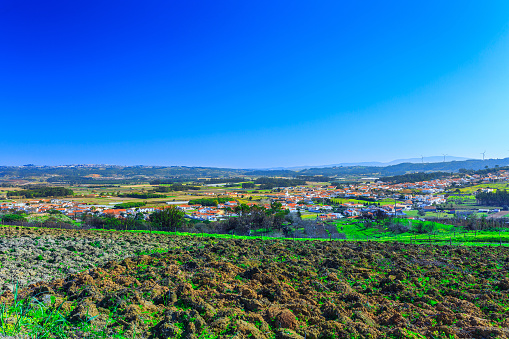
2,170 -> 508,223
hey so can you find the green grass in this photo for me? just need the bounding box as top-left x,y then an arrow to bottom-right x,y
0,282 -> 137,338
27,214 -> 80,226
447,195 -> 476,203
331,198 -> 368,205
459,183 -> 509,194
331,198 -> 398,206
331,218 -> 509,245
378,198 -> 400,205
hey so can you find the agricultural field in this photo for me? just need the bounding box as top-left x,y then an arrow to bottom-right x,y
330,198 -> 398,206
404,210 -> 456,219
0,182 -> 248,207
458,183 -> 509,194
1,226 -> 509,338
331,218 -> 509,246
330,198 -> 369,205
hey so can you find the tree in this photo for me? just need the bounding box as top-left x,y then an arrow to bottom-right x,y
242,182 -> 255,189
269,201 -> 283,214
417,210 -> 426,217
150,206 -> 185,231
1,214 -> 27,222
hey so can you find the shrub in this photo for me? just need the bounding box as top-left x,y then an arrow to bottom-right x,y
1,214 -> 27,223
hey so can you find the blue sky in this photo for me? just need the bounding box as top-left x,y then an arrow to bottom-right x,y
1,1 -> 509,168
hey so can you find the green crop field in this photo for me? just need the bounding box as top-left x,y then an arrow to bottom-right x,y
329,217 -> 509,246
331,198 -> 369,205
459,182 -> 509,194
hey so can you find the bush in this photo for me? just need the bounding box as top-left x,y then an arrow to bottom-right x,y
1,214 -> 27,222
188,198 -> 230,207
387,220 -> 410,234
411,221 -> 437,234
149,207 -> 185,231
114,202 -> 146,209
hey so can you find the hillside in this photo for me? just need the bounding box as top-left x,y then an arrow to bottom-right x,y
2,158 -> 509,183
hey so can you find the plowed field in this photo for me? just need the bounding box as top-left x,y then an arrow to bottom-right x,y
1,227 -> 509,338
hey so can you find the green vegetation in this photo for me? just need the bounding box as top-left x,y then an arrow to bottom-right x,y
241,182 -> 255,189
253,177 -> 306,189
113,202 -> 146,209
154,184 -> 200,192
331,198 -> 367,205
0,283 -> 151,338
331,218 -> 509,245
447,195 -> 476,203
381,172 -> 451,184
6,187 -> 74,198
149,206 -> 185,231
120,193 -> 164,199
188,198 -> 231,206
0,214 -> 27,223
476,189 -> 509,206
27,214 -> 79,225
458,182 -> 509,194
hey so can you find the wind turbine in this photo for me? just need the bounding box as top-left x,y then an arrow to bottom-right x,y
481,151 -> 486,161
442,154 -> 448,162
421,155 -> 424,163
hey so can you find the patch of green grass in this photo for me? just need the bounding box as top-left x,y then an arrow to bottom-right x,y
459,183 -> 509,194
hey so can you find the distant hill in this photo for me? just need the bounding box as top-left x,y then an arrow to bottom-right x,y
297,158 -> 509,177
1,157 -> 509,182
262,156 -> 473,170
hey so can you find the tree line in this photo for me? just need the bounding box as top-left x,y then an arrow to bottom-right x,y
381,172 -> 451,184
476,190 -> 509,207
154,184 -> 200,192
114,202 -> 146,209
188,198 -> 231,206
196,177 -> 248,184
7,187 -> 74,198
254,177 -> 306,189
120,193 -> 164,199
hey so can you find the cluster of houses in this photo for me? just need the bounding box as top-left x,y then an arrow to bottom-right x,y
2,170 -> 508,222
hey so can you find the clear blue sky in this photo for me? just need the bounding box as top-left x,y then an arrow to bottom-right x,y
1,1 -> 509,168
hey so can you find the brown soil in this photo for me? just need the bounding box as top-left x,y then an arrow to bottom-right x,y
1,228 -> 509,338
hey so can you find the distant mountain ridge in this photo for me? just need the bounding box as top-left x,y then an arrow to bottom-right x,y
261,156 -> 473,170
1,157 -> 509,181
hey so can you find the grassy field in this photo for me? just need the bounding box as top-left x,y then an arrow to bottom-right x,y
404,210 -> 456,219
4,220 -> 509,248
26,213 -> 80,225
459,182 -> 509,194
330,218 -> 509,245
331,198 -> 398,206
331,198 -> 369,205
0,181 -> 271,210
